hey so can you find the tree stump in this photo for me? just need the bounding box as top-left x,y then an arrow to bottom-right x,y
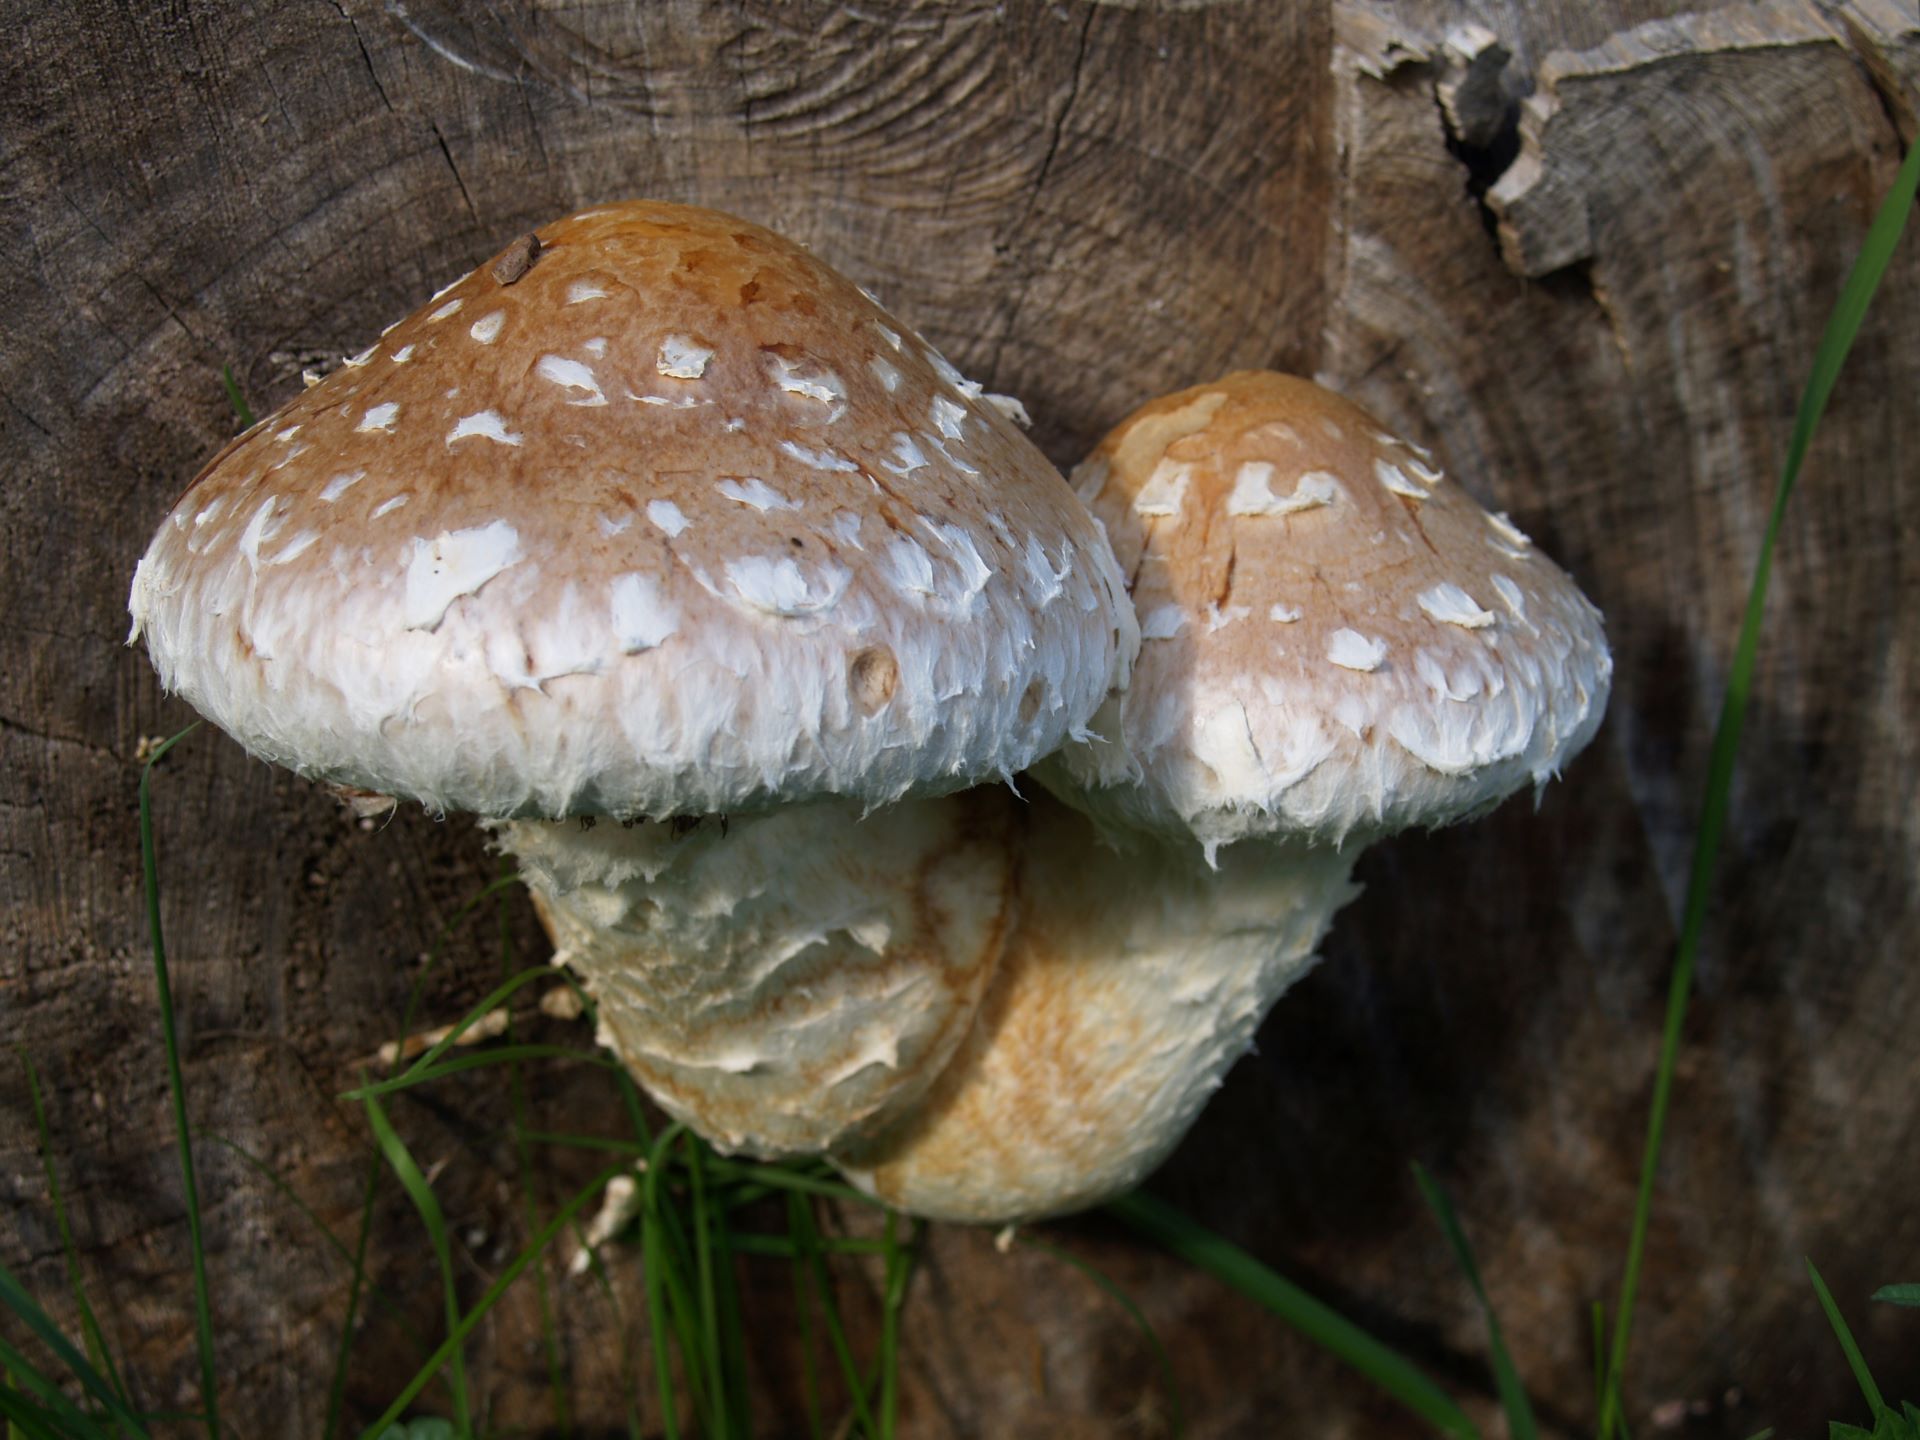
2,2 -> 1916,1435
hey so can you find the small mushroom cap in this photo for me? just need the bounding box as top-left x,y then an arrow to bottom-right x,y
1034,371 -> 1611,852
129,203 -> 1136,819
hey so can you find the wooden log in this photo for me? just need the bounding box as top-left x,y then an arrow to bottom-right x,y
1,1 -> 1915,1434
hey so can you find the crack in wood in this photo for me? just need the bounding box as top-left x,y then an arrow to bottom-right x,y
329,0 -> 397,114
424,114 -> 481,229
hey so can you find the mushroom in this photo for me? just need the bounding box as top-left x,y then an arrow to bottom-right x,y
128,201 -> 1137,1156
1044,370 -> 1611,853
831,371 -> 1611,1221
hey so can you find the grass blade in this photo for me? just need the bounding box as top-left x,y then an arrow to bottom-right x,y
325,1152 -> 385,1440
641,1194 -> 683,1440
684,1137 -> 729,1437
1595,131 -> 1920,1440
708,1171 -> 754,1437
787,1195 -> 826,1440
788,1196 -> 877,1439
1019,1231 -> 1187,1438
0,1265 -> 145,1436
875,1212 -> 915,1438
519,1130 -> 650,1157
1588,1306 -> 1633,1439
648,1132 -> 718,1430
1806,1258 -> 1886,1420
1871,1284 -> 1920,1308
16,1050 -> 132,1416
219,365 -> 255,428
137,726 -> 220,1440
356,1163 -> 627,1439
1107,1191 -> 1478,1439
640,1124 -> 694,1440
341,1045 -> 616,1100
613,1069 -> 656,1155
1412,1164 -> 1538,1440
702,1158 -> 879,1208
497,872 -> 570,1439
329,871 -> 518,1438
571,1244 -> 646,1440
399,876 -> 526,1030
0,1381 -> 93,1440
360,1089 -> 469,1433
519,1107 -> 572,1440
0,1339 -> 113,1440
380,962 -> 561,1089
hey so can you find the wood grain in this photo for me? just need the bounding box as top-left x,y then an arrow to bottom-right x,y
2,0 -> 1917,1434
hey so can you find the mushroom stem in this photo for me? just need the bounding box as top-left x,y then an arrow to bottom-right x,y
829,792 -> 1362,1223
493,790 -> 1017,1158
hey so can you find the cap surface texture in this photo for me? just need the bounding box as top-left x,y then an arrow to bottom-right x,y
1035,371 -> 1611,853
130,202 -> 1136,819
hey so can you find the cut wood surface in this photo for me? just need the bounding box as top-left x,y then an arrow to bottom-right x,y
2,1 -> 1916,1435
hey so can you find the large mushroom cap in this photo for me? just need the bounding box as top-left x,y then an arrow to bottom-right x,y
1035,371 -> 1611,852
129,202 -> 1136,820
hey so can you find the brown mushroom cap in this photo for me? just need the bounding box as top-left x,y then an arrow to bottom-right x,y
1034,371 -> 1610,853
129,203 -> 1136,820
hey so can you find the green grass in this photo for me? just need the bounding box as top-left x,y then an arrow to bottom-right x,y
355,1163 -> 630,1438
325,872 -> 521,1440
1806,1259 -> 1920,1440
5,725 -> 898,1438
1107,1190 -> 1479,1439
204,1135 -> 423,1348
0,1265 -> 149,1438
0,727 -> 217,1440
1591,122 -> 1920,1440
497,869 -> 570,1439
1412,1164 -> 1537,1440
319,866 -> 917,1438
137,726 -> 220,1440
219,366 -> 255,430
361,1090 -> 470,1433
1809,1259 -> 1888,1425
6,731 -> 1222,1437
15,1053 -> 129,1416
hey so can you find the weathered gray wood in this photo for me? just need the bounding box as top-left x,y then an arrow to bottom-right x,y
1314,3 -> 1920,1434
2,0 -> 1917,1435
